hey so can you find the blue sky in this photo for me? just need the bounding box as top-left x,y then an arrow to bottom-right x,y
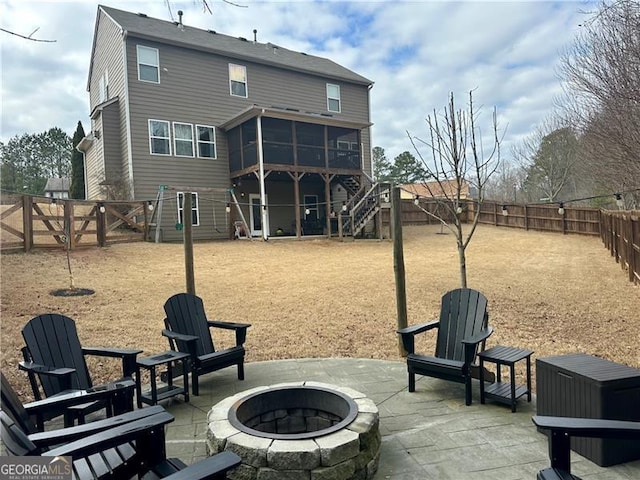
0,0 -> 594,162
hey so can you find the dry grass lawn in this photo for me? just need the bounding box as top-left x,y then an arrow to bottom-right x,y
1,224 -> 638,402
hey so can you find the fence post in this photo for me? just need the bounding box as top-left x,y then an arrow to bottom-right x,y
64,200 -> 76,250
630,215 -> 638,283
391,187 -> 408,356
96,203 -> 107,247
22,195 -> 33,252
524,205 -> 528,231
493,202 -> 498,226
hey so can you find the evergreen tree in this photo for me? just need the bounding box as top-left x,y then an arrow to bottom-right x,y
70,121 -> 86,199
372,146 -> 392,181
389,151 -> 429,184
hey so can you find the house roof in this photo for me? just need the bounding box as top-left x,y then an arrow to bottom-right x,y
97,5 -> 373,87
44,178 -> 70,192
220,104 -> 372,131
400,180 -> 471,199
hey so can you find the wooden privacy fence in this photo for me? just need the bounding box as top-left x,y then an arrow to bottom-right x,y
600,210 -> 640,284
0,193 -> 150,253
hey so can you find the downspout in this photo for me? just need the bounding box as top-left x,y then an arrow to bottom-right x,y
121,29 -> 135,198
256,111 -> 268,241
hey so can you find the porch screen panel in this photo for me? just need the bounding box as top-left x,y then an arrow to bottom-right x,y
296,122 -> 324,168
262,118 -> 294,165
228,127 -> 242,171
241,119 -> 257,167
328,127 -> 360,169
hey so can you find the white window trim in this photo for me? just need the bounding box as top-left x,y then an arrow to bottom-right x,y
196,124 -> 217,159
337,140 -> 350,150
173,122 -> 195,158
177,192 -> 200,226
327,83 -> 341,113
137,45 -> 160,84
229,63 -> 248,98
148,119 -> 171,156
98,70 -> 109,103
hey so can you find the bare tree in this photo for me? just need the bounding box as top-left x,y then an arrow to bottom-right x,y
557,0 -> 640,205
408,91 -> 501,288
0,27 -> 55,42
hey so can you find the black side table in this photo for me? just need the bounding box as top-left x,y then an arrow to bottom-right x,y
478,345 -> 533,412
136,351 -> 190,407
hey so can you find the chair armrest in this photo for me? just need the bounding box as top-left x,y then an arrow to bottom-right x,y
18,361 -> 75,377
207,321 -> 251,346
82,347 -> 144,378
397,321 -> 439,354
532,416 -> 640,439
461,326 -> 493,346
44,411 -> 175,459
29,405 -> 165,448
163,452 -> 242,480
162,329 -> 199,358
461,327 -> 493,365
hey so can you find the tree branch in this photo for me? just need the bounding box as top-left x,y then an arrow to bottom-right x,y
0,27 -> 56,42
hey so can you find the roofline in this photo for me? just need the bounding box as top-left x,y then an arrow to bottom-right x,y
220,104 -> 373,131
89,96 -> 120,119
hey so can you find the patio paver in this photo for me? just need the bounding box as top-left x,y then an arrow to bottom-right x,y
159,358 -> 640,480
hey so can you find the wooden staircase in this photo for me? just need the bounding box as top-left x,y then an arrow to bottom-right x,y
339,181 -> 390,238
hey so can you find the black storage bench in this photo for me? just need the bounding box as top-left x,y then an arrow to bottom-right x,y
536,353 -> 640,466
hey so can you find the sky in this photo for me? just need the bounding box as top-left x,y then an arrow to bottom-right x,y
0,0 -> 595,162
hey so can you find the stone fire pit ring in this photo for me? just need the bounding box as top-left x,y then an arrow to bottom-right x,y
207,381 -> 380,480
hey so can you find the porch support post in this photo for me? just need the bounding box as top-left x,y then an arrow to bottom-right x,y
256,114 -> 268,241
294,173 -> 301,239
324,174 -> 331,238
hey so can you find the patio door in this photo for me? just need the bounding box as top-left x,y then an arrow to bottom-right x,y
249,194 -> 269,237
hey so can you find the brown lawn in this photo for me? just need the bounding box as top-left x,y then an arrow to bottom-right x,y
1,224 -> 639,402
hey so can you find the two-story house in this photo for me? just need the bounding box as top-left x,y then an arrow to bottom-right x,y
79,5 -> 382,241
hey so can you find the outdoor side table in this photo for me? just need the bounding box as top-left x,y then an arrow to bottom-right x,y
136,351 -> 190,407
478,345 -> 533,412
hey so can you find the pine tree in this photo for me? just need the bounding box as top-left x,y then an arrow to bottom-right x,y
70,121 -> 86,199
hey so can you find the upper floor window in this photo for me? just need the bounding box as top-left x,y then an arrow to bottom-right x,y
177,192 -> 200,226
229,64 -> 248,97
173,122 -> 194,157
149,120 -> 171,155
137,45 -> 160,83
98,70 -> 109,103
196,125 -> 216,158
327,84 -> 341,113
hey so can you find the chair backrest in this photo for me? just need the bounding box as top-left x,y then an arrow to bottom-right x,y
164,293 -> 216,357
22,314 -> 92,397
0,372 -> 37,435
434,288 -> 488,362
0,410 -> 40,456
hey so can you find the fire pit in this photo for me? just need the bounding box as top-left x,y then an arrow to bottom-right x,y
207,381 -> 380,480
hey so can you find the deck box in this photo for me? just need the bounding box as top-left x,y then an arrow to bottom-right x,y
536,353 -> 640,466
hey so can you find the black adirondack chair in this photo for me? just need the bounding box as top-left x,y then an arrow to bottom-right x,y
1,407 -> 241,479
163,293 -> 251,396
0,372 -> 136,432
20,314 -> 142,425
532,416 -> 640,480
397,288 -> 493,406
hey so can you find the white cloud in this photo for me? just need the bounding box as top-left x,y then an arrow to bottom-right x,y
1,0 -> 591,166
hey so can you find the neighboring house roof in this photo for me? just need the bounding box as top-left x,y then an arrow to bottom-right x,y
44,178 -> 70,192
94,5 -> 373,87
400,180 -> 472,199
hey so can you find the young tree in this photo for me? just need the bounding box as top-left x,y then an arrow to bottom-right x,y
408,91 -> 501,288
70,121 -> 86,199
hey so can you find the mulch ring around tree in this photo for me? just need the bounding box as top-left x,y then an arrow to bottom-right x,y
50,288 -> 95,297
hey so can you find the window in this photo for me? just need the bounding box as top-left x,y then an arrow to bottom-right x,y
173,122 -> 194,157
229,64 -> 247,97
327,83 -> 341,112
98,70 -> 109,103
177,192 -> 199,226
196,125 -> 216,158
137,45 -> 159,83
149,120 -> 170,155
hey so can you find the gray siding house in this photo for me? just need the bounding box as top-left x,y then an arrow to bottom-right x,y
80,5 -> 376,241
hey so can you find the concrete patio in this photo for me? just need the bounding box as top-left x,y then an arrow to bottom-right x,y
158,358 -> 640,480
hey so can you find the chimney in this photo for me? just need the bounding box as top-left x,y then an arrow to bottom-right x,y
177,10 -> 184,29
253,29 -> 257,43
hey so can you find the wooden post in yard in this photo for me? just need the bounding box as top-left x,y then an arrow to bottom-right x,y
392,186 -> 408,356
96,203 -> 106,247
183,192 -> 196,295
22,195 -> 33,252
